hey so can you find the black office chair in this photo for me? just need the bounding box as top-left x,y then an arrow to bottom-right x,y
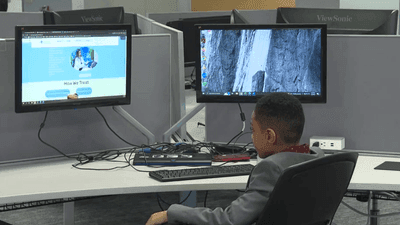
256,151 -> 358,225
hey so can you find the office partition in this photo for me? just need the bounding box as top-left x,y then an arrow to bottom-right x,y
0,12 -> 43,38
296,0 -> 340,8
0,34 -> 171,163
140,15 -> 187,140
22,0 -> 72,12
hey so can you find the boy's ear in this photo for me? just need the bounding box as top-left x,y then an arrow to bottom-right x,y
265,128 -> 276,144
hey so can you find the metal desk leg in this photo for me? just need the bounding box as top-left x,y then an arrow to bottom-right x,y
63,201 -> 74,225
180,191 -> 197,207
370,197 -> 379,225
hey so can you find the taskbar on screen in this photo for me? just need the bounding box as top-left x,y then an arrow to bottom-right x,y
202,92 -> 321,96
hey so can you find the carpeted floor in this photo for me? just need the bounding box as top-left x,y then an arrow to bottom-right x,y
2,190 -> 400,225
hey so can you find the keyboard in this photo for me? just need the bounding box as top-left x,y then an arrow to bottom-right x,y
149,164 -> 255,182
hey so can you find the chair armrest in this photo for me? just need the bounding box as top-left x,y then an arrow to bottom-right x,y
310,146 -> 325,158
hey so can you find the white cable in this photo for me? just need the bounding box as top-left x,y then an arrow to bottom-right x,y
242,121 -> 245,132
380,192 -> 400,201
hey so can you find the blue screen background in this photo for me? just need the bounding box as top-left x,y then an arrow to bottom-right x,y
22,38 -> 127,83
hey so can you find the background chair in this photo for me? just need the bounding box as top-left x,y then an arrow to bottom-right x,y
257,151 -> 359,225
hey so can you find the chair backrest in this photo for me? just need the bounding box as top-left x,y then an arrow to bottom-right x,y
256,152 -> 359,225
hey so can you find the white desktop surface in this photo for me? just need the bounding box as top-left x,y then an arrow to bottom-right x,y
2,153 -> 400,205
348,154 -> 400,191
0,155 -> 253,205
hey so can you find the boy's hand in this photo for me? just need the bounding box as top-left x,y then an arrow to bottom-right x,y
145,211 -> 168,225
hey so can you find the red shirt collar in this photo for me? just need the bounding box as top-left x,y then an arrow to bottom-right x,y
264,144 -> 310,158
281,143 -> 310,154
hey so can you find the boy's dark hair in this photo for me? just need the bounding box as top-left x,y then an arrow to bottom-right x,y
254,92 -> 305,145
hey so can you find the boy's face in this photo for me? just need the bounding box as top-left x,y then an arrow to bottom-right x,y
251,111 -> 277,158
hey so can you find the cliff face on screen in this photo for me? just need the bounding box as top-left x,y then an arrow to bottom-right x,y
200,29 -> 322,94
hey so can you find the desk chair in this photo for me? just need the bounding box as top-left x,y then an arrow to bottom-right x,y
256,151 -> 358,225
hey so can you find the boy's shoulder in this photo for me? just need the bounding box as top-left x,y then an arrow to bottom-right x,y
260,151 -> 317,172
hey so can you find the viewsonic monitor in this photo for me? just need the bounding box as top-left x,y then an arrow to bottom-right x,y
43,7 -> 141,34
196,24 -> 327,103
166,15 -> 231,66
15,24 -> 132,113
276,7 -> 398,35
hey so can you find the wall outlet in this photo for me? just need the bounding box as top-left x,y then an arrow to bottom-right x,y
310,136 -> 345,150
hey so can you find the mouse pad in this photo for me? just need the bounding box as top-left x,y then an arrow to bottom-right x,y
374,161 -> 400,171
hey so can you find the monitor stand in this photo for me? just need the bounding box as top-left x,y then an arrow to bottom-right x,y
113,106 -> 155,145
163,103 -> 205,143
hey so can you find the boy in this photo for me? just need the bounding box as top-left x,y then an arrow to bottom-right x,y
146,92 -> 318,225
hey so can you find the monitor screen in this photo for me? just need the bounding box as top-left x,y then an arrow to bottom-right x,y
195,24 -> 327,103
15,24 -> 132,113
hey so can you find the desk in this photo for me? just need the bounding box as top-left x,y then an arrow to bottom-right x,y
0,155 -> 252,225
1,152 -> 400,225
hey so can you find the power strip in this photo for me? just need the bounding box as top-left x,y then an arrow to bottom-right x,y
310,136 -> 345,150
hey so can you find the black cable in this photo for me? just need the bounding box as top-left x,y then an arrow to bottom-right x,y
157,194 -> 164,211
227,131 -> 243,146
190,66 -> 196,81
243,141 -> 253,149
95,107 -> 142,147
233,132 -> 252,145
204,191 -> 208,207
37,109 -> 188,171
226,103 -> 246,145
37,111 -> 75,159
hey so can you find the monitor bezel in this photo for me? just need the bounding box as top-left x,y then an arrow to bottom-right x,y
195,23 -> 327,104
15,24 -> 132,113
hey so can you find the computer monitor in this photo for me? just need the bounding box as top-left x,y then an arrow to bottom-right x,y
231,9 -> 249,24
43,7 -> 141,34
166,15 -> 231,66
15,24 -> 132,113
276,7 -> 398,35
195,24 -> 327,104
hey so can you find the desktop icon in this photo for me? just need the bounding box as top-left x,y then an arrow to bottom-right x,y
202,65 -> 206,70
202,48 -> 206,52
202,73 -> 207,78
202,56 -> 207,61
202,82 -> 207,86
228,92 -> 231,96
201,38 -> 206,43
253,92 -> 256,96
